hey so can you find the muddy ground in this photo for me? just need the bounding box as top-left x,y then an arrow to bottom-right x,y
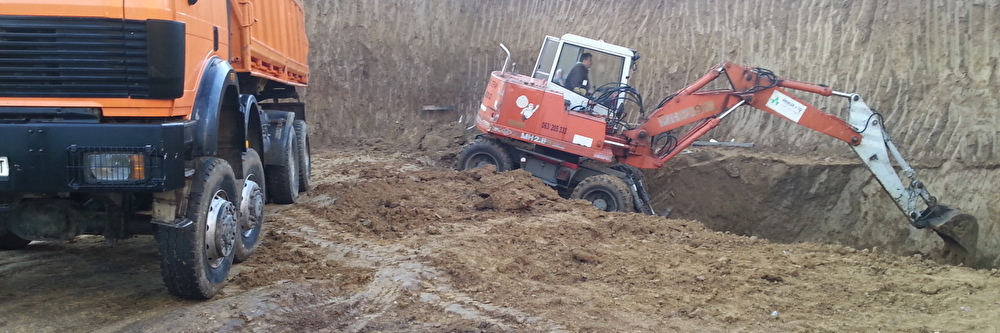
2,140 -> 999,333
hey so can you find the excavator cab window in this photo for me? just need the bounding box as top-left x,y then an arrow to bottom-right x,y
551,44 -> 626,94
531,34 -> 636,116
532,36 -> 560,82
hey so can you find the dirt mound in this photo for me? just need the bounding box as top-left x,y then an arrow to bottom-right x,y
234,148 -> 1000,332
471,167 -> 577,211
230,228 -> 373,289
293,162 -> 589,239
374,121 -> 471,161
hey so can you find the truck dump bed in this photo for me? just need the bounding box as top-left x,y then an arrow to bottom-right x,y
230,0 -> 309,86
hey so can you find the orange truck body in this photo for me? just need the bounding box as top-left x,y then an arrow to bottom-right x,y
229,0 -> 309,87
0,0 -> 308,118
0,0 -> 312,299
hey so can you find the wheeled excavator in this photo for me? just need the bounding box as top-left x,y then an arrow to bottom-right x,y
456,34 -> 979,252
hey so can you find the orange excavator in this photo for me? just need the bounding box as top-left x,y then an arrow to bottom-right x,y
457,34 -> 978,252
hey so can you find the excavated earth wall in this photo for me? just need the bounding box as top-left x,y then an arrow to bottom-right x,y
304,1 -> 1000,266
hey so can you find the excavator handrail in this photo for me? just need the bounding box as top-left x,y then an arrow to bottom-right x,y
500,43 -> 512,74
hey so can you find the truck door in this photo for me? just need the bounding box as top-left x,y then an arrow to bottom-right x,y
167,0 -> 229,56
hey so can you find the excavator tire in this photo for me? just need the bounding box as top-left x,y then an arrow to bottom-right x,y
570,174 -> 634,213
0,223 -> 31,250
456,139 -> 514,172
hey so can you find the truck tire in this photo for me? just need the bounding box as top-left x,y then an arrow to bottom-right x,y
456,139 -> 513,172
157,157 -> 239,300
570,174 -> 634,213
234,149 -> 265,263
0,224 -> 31,250
266,129 -> 299,204
293,120 -> 311,192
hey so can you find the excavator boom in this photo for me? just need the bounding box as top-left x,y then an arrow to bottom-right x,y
621,62 -> 977,250
841,93 -> 978,249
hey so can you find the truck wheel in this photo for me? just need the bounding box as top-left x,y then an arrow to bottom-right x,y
234,149 -> 265,263
266,129 -> 299,204
293,120 -> 311,192
0,223 -> 31,250
456,139 -> 513,171
157,157 -> 239,300
570,174 -> 634,213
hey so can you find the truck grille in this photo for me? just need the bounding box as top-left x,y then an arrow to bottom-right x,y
0,16 -> 150,98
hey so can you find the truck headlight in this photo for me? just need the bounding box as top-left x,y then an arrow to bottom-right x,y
85,153 -> 146,182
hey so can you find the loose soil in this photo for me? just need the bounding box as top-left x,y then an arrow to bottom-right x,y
2,144 -> 999,332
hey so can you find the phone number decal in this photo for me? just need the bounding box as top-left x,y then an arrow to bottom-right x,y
540,122 -> 567,134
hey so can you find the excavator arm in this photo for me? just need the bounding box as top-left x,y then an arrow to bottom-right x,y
621,62 -> 977,250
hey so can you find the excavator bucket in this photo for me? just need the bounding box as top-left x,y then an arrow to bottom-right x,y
915,204 -> 979,252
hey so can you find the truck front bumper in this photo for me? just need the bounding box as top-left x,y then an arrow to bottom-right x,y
0,121 -> 192,192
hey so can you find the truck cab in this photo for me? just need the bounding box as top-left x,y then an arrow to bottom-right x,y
530,34 -> 639,115
0,0 -> 311,300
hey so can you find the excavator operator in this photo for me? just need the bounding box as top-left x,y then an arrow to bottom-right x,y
563,52 -> 593,95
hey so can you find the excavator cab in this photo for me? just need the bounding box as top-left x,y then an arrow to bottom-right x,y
531,34 -> 639,117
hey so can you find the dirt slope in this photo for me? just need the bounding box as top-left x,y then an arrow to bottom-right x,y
643,147 -> 988,266
4,146 -> 997,332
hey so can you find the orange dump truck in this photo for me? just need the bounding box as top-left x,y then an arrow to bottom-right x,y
0,0 -> 311,299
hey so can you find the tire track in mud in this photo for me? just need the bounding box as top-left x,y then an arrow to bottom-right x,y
266,224 -> 566,332
223,153 -> 569,332
34,148 -> 550,332
0,237 -> 189,333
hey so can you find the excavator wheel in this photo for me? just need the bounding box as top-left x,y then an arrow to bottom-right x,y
570,174 -> 635,213
456,139 -> 514,172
